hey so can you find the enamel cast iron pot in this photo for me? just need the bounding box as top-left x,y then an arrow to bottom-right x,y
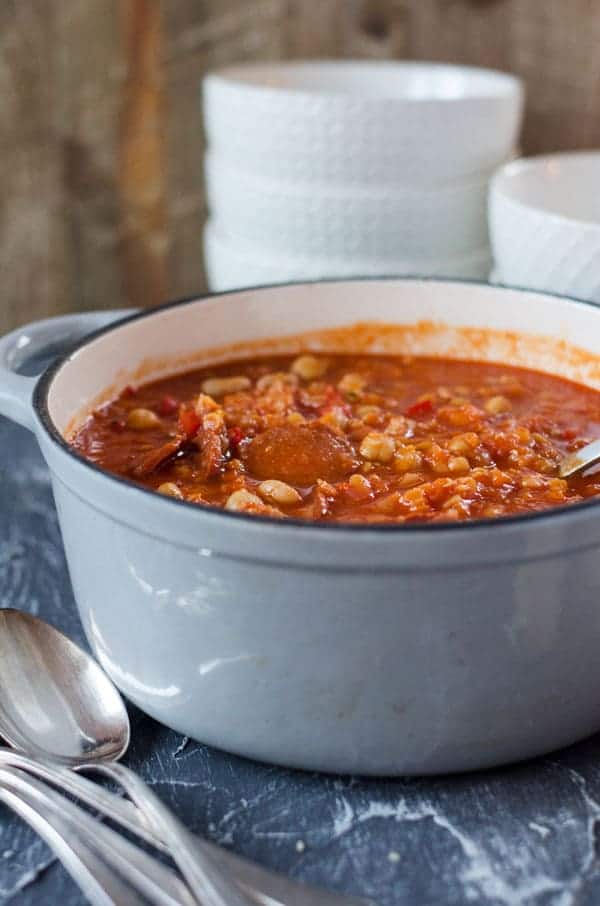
2,278 -> 600,776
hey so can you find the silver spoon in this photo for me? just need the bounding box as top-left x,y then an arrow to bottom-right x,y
559,438 -> 600,478
0,608 -> 257,906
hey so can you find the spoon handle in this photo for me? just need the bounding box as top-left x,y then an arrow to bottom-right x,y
83,761 -> 258,906
0,766 -> 186,906
0,747 -> 376,906
0,750 -> 375,906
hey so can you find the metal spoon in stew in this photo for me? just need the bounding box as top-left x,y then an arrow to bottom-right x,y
559,438 -> 600,479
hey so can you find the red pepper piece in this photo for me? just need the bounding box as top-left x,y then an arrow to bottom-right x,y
228,426 -> 245,451
159,395 -> 179,416
324,385 -> 342,404
178,405 -> 201,438
405,398 -> 434,418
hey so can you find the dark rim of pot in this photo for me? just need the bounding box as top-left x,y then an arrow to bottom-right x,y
33,275 -> 600,535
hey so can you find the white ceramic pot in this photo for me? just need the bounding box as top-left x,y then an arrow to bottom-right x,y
490,152 -> 600,303
204,152 -> 493,259
203,222 -> 493,290
203,61 -> 524,186
2,279 -> 600,776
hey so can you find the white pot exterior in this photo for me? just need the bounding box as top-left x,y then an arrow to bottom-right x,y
3,279 -> 600,775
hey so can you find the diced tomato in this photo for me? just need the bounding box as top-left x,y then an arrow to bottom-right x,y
121,385 -> 136,398
405,398 -> 433,418
324,385 -> 343,405
228,426 -> 245,450
318,386 -> 351,417
562,428 -> 577,441
159,395 -> 179,416
178,406 -> 201,438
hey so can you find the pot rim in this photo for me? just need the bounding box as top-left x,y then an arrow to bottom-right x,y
32,275 -> 600,539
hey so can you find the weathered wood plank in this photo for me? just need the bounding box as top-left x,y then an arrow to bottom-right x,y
54,0 -> 124,315
118,0 -> 169,310
0,1 -> 67,333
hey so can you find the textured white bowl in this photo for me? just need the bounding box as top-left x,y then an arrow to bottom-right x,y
203,61 -> 524,186
490,152 -> 600,303
203,222 -> 492,291
205,152 -> 494,259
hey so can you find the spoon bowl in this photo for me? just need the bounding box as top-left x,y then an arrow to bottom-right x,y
0,609 -> 129,765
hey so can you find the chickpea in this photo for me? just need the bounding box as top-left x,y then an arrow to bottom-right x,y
429,443 -> 449,474
546,478 -> 568,501
448,433 -> 479,456
157,482 -> 183,499
360,432 -> 396,463
447,456 -> 470,474
256,371 -> 298,391
225,489 -> 265,511
320,407 -> 349,433
290,355 -> 329,380
385,416 -> 414,438
442,494 -> 468,512
338,373 -> 366,398
397,472 -> 422,489
258,480 -> 302,507
403,486 -> 427,507
201,376 -> 251,397
454,477 -> 477,495
347,473 -> 372,499
393,446 -> 423,473
485,395 -> 511,415
127,408 -> 161,430
521,474 -> 544,489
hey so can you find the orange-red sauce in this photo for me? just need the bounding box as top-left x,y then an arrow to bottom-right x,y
70,353 -> 600,523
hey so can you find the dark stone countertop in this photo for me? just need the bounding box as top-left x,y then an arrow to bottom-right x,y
2,415 -> 600,906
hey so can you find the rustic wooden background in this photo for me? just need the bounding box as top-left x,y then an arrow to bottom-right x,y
2,0 -> 600,332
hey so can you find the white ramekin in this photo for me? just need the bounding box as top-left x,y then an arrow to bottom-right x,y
1,279 -> 599,776
490,152 -> 600,303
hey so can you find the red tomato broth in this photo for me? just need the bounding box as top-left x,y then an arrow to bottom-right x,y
70,352 -> 600,523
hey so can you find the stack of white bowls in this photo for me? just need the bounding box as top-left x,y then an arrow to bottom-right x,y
202,61 -> 524,291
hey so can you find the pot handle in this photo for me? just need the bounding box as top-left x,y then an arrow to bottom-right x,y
0,310 -> 136,432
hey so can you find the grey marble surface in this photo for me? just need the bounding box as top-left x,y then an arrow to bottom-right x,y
2,415 -> 600,906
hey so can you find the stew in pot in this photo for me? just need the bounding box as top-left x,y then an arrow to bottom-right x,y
70,352 -> 600,523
